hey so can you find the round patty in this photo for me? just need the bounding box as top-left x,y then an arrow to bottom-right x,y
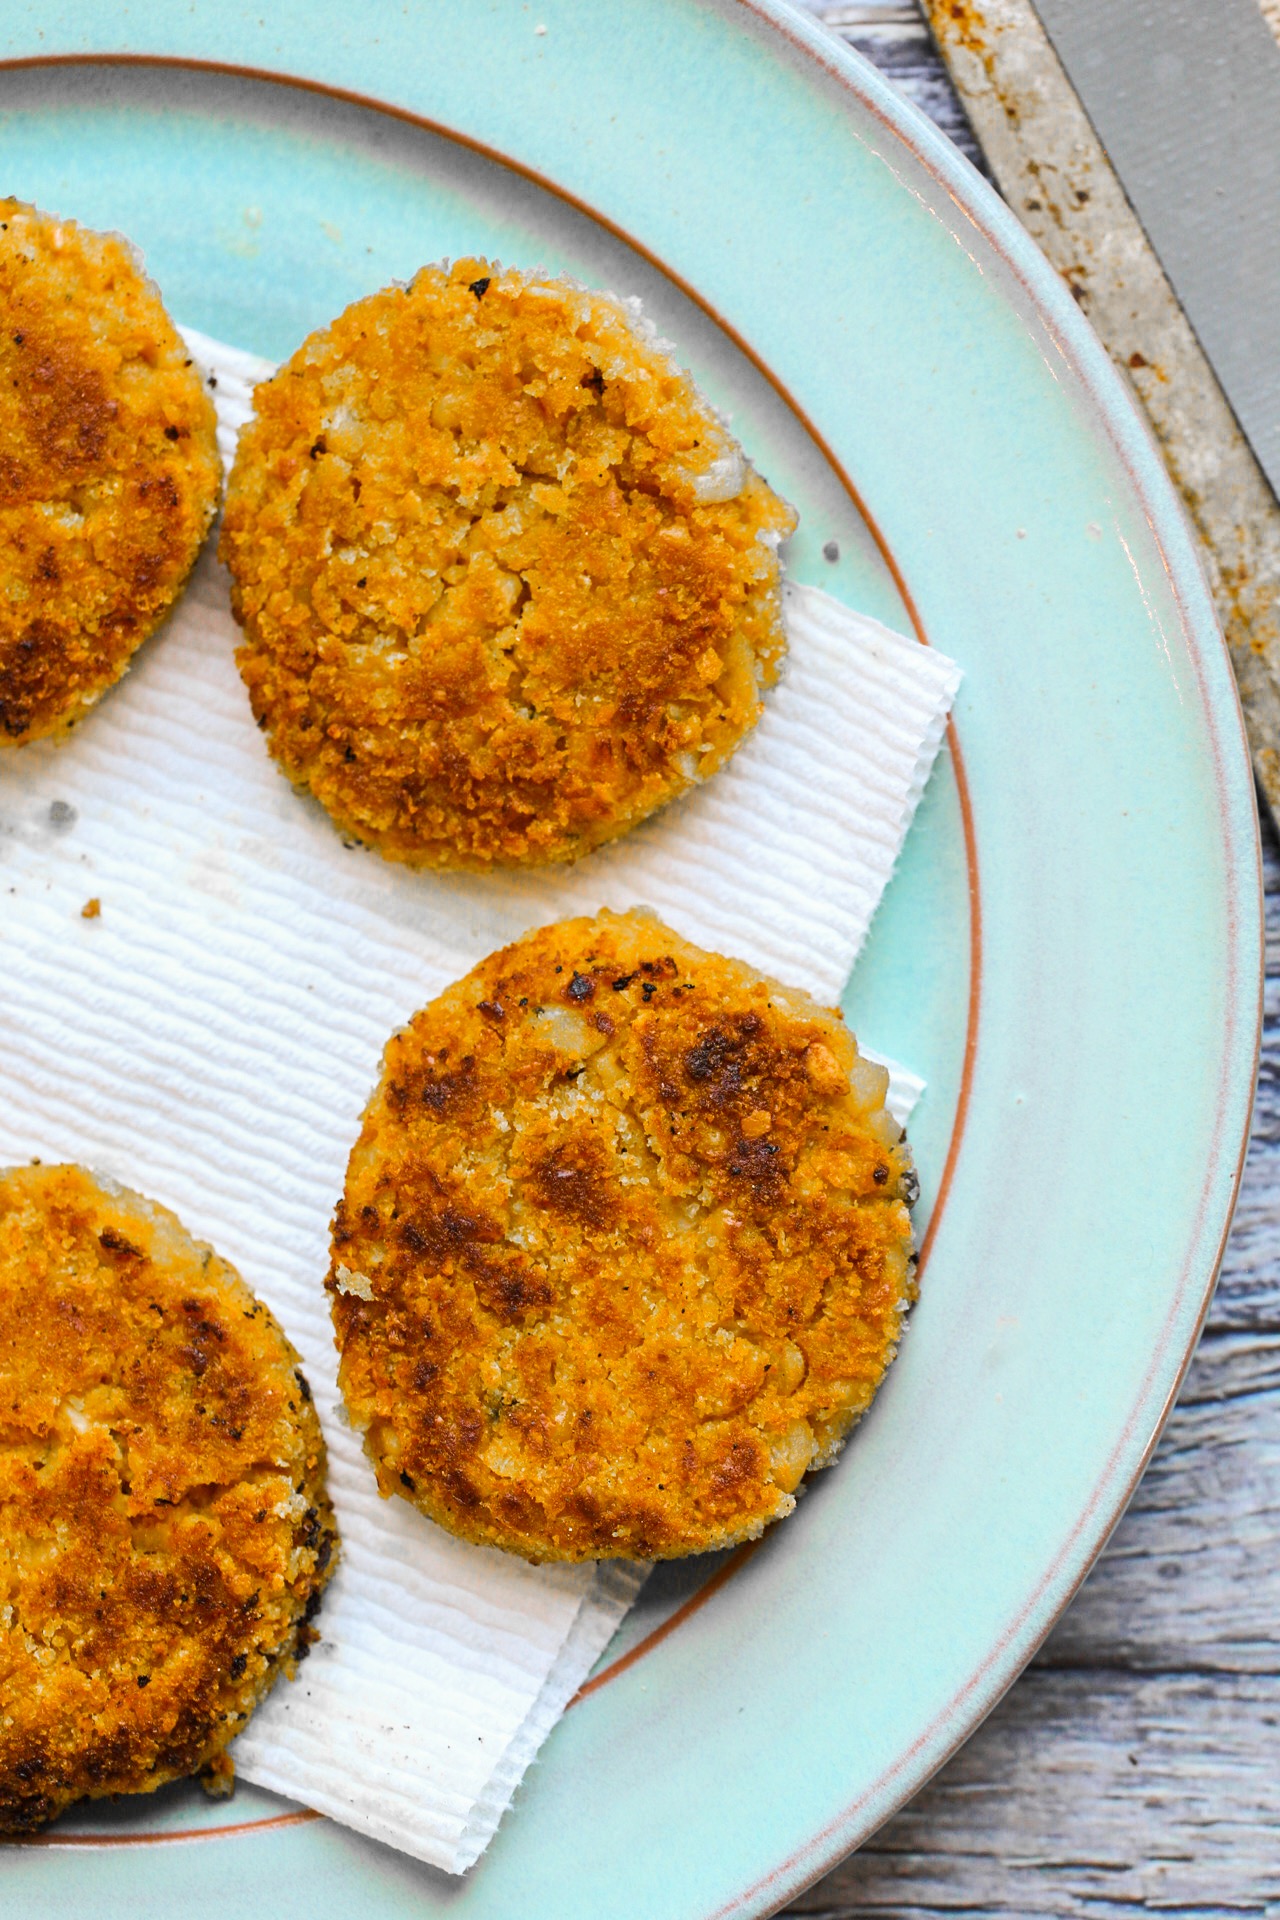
0,1165 -> 336,1833
221,260 -> 795,869
0,200 -> 221,745
328,910 -> 917,1562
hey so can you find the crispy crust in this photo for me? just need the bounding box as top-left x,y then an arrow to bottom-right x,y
328,910 -> 917,1562
0,1165 -> 336,1833
221,260 -> 796,869
0,200 -> 221,745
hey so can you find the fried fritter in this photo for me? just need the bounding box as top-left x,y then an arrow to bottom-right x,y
328,910 -> 917,1563
221,261 -> 795,869
0,1165 -> 336,1834
0,200 -> 221,745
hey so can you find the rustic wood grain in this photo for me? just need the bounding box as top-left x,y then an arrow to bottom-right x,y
780,8 -> 1280,1913
791,1674 -> 1280,1915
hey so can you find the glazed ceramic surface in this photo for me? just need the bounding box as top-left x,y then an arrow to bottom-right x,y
0,3 -> 1260,1916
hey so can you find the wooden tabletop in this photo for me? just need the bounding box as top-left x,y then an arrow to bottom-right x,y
782,7 -> 1280,1913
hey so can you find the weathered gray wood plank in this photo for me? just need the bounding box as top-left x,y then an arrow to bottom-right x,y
788,1674 -> 1280,1917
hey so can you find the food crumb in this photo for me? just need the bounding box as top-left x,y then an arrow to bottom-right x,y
80,897 -> 101,919
822,540 -> 840,562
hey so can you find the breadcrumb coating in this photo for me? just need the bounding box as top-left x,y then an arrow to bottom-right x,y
0,1165 -> 336,1833
0,200 -> 221,745
328,910 -> 917,1562
221,260 -> 795,868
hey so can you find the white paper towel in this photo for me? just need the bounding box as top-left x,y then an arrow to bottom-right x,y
0,330 -> 960,1872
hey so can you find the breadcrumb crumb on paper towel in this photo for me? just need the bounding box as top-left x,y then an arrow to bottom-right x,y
0,329 -> 960,1873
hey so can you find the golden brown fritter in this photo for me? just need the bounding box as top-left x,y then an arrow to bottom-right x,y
0,200 -> 221,745
221,260 -> 795,869
0,1165 -> 336,1834
328,910 -> 917,1562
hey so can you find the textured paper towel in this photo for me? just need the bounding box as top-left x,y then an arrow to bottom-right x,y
0,330 -> 960,1873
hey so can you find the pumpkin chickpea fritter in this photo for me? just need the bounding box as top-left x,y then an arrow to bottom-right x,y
0,1165 -> 336,1834
221,261 -> 795,869
0,200 -> 221,745
328,910 -> 917,1563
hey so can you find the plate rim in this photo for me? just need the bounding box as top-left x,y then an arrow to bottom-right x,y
716,5 -> 1264,1908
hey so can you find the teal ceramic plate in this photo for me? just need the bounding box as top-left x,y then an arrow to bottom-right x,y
0,4 -> 1261,1915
